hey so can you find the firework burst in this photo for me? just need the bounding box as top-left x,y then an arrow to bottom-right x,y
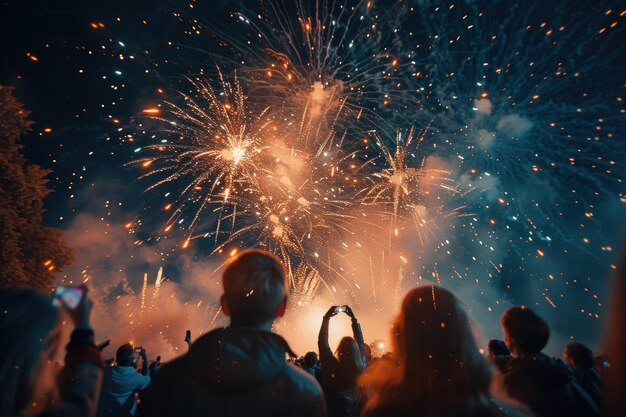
134,72 -> 274,244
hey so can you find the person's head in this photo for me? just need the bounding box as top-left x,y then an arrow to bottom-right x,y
304,351 -> 318,369
563,343 -> 594,369
335,336 -> 365,374
500,306 -> 549,356
220,249 -> 287,329
0,289 -> 63,417
361,286 -> 491,414
487,339 -> 511,358
116,344 -> 135,367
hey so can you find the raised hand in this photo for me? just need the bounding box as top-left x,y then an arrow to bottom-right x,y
324,306 -> 340,318
65,285 -> 93,329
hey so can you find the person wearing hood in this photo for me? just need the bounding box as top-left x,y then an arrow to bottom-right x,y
135,249 -> 326,417
498,306 -> 602,417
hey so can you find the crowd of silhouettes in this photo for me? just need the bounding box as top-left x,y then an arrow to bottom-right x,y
0,248 -> 624,417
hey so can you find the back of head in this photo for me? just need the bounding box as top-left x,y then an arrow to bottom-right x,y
336,336 -> 364,374
116,344 -> 135,367
501,306 -> 549,355
361,286 -> 491,414
564,343 -> 594,370
487,339 -> 511,357
0,288 -> 60,416
222,249 -> 287,326
304,351 -> 318,369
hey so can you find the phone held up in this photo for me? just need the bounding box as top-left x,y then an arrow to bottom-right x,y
97,338 -> 111,351
335,305 -> 347,313
52,286 -> 84,309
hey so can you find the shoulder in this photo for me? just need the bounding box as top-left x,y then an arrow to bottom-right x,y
283,363 -> 324,398
138,355 -> 189,396
150,354 -> 188,385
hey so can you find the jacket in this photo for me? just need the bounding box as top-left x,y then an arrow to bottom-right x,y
136,327 -> 326,417
96,366 -> 151,417
37,327 -> 104,417
500,353 -> 601,417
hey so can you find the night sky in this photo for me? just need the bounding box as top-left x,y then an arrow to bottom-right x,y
1,0 -> 625,357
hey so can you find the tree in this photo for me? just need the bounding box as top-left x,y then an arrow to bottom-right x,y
0,85 -> 74,290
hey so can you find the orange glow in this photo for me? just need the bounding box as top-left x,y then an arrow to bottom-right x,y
43,260 -> 53,266
43,128 -> 52,133
537,249 -> 545,257
399,255 -> 408,264
164,203 -> 173,211
143,108 -> 160,114
164,224 -> 173,232
229,248 -> 238,257
182,239 -> 190,249
125,222 -> 132,229
141,160 -> 153,167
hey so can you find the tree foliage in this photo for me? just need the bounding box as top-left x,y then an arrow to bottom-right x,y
0,85 -> 74,290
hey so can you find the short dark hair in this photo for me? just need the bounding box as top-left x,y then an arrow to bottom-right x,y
565,343 -> 594,369
501,306 -> 549,355
304,351 -> 318,368
116,344 -> 134,366
487,339 -> 511,356
222,249 -> 287,325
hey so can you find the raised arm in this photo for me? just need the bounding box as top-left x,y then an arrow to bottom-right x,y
345,306 -> 366,367
318,306 -> 339,370
140,348 -> 149,376
41,287 -> 103,417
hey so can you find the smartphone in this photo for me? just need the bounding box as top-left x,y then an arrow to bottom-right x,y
335,306 -> 346,313
97,338 -> 111,350
52,286 -> 84,309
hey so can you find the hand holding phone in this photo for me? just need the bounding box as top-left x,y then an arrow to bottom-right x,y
97,338 -> 111,351
53,286 -> 84,309
324,306 -> 340,318
54,285 -> 92,328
